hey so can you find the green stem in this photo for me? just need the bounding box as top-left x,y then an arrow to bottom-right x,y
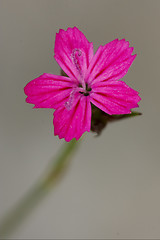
0,139 -> 79,238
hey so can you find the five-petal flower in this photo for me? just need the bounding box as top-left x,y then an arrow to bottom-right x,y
24,27 -> 141,142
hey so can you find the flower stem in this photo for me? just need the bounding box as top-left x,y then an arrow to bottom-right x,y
0,139 -> 79,238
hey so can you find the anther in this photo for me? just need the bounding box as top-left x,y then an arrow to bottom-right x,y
71,49 -> 82,73
71,48 -> 86,88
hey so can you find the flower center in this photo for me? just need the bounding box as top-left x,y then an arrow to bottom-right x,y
79,83 -> 92,96
65,83 -> 92,110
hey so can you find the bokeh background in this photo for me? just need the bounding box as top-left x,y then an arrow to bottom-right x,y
0,0 -> 160,238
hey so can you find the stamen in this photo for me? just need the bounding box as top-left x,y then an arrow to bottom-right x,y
65,89 -> 76,110
65,87 -> 80,110
72,48 -> 86,90
72,49 -> 82,73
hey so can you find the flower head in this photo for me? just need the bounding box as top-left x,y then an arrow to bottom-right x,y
24,27 -> 141,142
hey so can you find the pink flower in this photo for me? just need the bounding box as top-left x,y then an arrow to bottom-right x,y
24,27 -> 141,142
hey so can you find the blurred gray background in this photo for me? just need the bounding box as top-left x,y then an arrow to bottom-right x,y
0,0 -> 160,238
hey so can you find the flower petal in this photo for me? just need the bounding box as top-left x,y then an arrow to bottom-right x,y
53,95 -> 91,142
86,39 -> 136,84
54,27 -> 94,83
24,73 -> 75,109
90,80 -> 141,115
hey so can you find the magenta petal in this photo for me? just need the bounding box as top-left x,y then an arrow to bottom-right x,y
90,80 -> 141,115
54,27 -> 94,81
86,39 -> 136,84
53,95 -> 91,142
24,73 -> 75,109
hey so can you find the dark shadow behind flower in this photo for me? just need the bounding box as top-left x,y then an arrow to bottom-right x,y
91,103 -> 142,135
